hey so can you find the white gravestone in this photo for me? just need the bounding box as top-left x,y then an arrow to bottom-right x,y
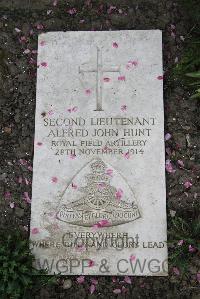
30,30 -> 168,276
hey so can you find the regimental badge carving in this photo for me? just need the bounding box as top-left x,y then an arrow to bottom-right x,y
56,159 -> 141,227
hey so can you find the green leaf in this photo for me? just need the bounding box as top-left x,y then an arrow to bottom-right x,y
190,92 -> 200,99
186,71 -> 200,78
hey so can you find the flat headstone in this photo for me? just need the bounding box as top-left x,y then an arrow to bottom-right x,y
30,30 -> 168,276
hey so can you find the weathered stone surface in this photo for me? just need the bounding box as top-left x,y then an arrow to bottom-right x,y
30,30 -> 167,276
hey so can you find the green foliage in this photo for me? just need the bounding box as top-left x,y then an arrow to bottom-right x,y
175,0 -> 200,99
186,70 -> 200,99
0,230 -> 56,299
174,39 -> 200,99
168,216 -> 200,272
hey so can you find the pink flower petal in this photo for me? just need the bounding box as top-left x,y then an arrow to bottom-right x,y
157,75 -> 163,80
115,188 -> 123,201
77,276 -> 85,284
4,191 -> 11,199
36,24 -> 44,30
31,227 -> 39,234
51,176 -> 58,183
19,36 -> 27,42
165,160 -> 176,173
123,151 -> 130,159
124,276 -> 132,284
173,267 -> 180,276
112,277 -> 118,283
92,219 -> 110,230
9,202 -> 15,209
177,240 -> 184,246
23,192 -> 31,204
189,245 -> 196,253
131,60 -> 138,66
184,180 -> 192,189
92,224 -> 99,231
24,178 -> 30,185
121,105 -> 127,112
107,5 -> 117,14
67,106 -> 78,113
177,160 -> 184,168
23,49 -> 31,54
105,168 -> 113,177
88,259 -> 95,267
72,106 -> 78,112
113,42 -> 118,48
129,254 -> 136,261
90,278 -> 98,285
98,219 -> 110,227
69,154 -> 76,159
67,8 -> 77,15
48,110 -> 54,116
37,142 -> 43,146
41,62 -> 48,67
126,60 -> 138,70
103,77 -> 110,82
53,0 -> 58,6
121,105 -> 127,111
113,288 -> 121,294
85,89 -> 91,95
89,284 -> 96,294
40,41 -> 46,46
118,75 -> 125,81
28,165 -> 33,171
165,133 -> 172,141
170,24 -> 176,30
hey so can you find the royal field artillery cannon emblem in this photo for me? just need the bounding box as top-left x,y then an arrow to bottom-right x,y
57,159 -> 141,227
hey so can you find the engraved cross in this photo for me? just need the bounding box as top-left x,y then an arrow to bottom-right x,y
79,47 -> 120,111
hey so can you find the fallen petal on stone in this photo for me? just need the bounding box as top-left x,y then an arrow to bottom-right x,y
113,42 -> 118,48
31,227 -> 39,234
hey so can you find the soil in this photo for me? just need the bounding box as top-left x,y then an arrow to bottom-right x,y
0,0 -> 199,298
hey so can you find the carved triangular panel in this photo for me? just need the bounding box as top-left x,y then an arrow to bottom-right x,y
56,158 -> 141,226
